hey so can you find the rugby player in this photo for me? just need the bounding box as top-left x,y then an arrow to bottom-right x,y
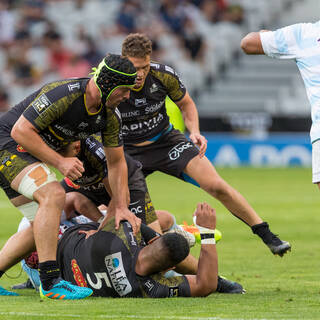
117,33 -> 291,257
59,134 -> 160,232
58,202 -> 244,297
241,22 -> 320,192
0,54 -> 140,299
56,136 -> 242,292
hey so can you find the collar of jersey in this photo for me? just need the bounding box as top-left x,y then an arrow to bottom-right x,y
132,82 -> 145,92
84,93 -> 102,115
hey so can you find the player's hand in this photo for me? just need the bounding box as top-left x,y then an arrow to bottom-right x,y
189,133 -> 207,158
193,202 -> 216,230
79,229 -> 98,239
58,157 -> 84,180
114,208 -> 141,235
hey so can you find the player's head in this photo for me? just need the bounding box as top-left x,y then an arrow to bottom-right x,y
92,54 -> 137,105
122,33 -> 152,89
140,233 -> 190,274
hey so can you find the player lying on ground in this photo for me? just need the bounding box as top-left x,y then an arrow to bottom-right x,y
57,202 -> 243,297
4,199 -> 243,295
118,33 -> 291,257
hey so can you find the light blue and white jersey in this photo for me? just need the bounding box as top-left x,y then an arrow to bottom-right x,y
260,21 -> 320,143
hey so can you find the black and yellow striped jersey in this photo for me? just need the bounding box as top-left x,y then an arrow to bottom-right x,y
0,78 -> 122,151
118,63 -> 186,144
58,221 -> 191,298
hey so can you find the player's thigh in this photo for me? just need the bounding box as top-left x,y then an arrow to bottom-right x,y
0,141 -> 39,200
184,156 -> 225,192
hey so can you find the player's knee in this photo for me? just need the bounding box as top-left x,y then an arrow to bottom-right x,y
17,163 -> 58,200
156,210 -> 175,232
75,195 -> 93,214
34,182 -> 66,207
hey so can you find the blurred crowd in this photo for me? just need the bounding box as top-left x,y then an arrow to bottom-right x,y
0,0 -> 246,109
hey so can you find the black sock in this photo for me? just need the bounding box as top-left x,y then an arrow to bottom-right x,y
251,222 -> 275,244
0,270 -> 4,278
39,261 -> 60,291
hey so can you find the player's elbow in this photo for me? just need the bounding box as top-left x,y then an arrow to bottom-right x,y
241,32 -> 260,54
11,122 -> 23,142
240,33 -> 252,53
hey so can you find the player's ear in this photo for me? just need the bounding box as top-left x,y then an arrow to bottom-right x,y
75,141 -> 81,154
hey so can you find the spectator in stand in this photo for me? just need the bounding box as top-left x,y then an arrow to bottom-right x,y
181,17 -> 205,63
6,29 -> 41,87
82,37 -> 104,69
199,0 -> 228,24
42,29 -> 72,76
59,52 -> 91,79
159,0 -> 185,34
0,0 -> 15,48
20,0 -> 46,28
222,4 -> 244,25
116,0 -> 141,34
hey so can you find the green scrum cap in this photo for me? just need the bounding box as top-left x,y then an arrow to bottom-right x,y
92,54 -> 137,103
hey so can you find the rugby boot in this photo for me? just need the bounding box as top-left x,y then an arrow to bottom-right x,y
166,225 -> 196,247
251,222 -> 291,257
265,235 -> 291,257
216,276 -> 245,294
40,278 -> 93,300
178,222 -> 222,245
0,285 -> 19,296
12,279 -> 34,290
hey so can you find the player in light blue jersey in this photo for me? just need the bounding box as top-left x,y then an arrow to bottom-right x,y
241,22 -> 320,186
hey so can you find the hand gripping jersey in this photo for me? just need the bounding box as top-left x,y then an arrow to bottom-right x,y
57,220 -> 191,298
0,78 -> 122,151
118,63 -> 186,144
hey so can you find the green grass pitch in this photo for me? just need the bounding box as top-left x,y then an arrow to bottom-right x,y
0,167 -> 319,320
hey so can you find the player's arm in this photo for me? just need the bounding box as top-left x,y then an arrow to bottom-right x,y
100,146 -> 140,234
175,92 -> 207,158
184,202 -> 218,297
240,31 -> 270,54
11,116 -> 84,180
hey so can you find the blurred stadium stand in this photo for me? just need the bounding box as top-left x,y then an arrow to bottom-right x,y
0,0 -> 318,166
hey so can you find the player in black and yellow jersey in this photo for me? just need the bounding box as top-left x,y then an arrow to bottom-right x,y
0,54 -> 141,299
58,202 -> 235,298
60,134 -> 159,229
118,34 -> 291,257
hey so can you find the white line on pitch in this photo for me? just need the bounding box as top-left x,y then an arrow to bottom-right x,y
0,312 -> 296,320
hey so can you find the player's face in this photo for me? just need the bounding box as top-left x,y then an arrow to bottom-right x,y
106,87 -> 131,107
127,55 -> 150,89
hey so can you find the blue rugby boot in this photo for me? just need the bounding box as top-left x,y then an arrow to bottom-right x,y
39,278 -> 92,300
0,285 -> 19,296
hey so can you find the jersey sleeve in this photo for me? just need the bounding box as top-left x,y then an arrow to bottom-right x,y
22,81 -> 79,131
83,136 -> 108,178
260,22 -> 318,60
151,63 -> 186,102
102,107 -> 123,148
139,274 -> 191,298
